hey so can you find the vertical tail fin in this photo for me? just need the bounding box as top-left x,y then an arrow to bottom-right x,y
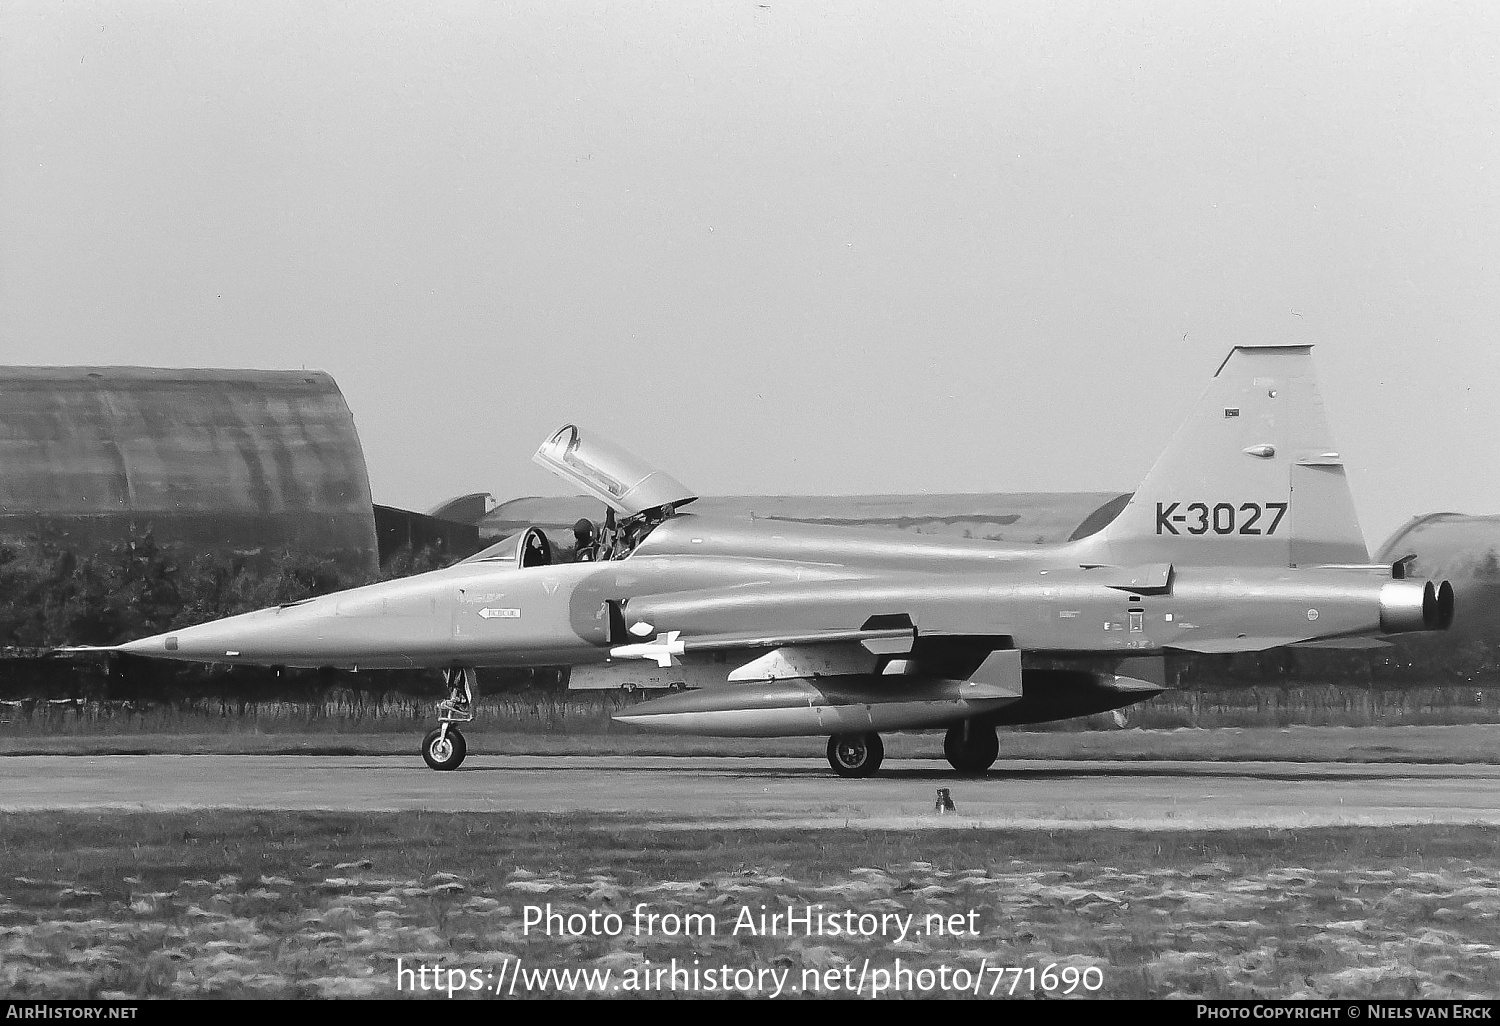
1081,345 -> 1368,568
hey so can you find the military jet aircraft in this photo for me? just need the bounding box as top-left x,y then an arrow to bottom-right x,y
88,345 -> 1455,775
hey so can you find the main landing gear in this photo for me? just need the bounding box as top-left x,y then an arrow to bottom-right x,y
944,720 -> 999,774
825,722 -> 999,777
423,667 -> 477,771
827,732 -> 884,778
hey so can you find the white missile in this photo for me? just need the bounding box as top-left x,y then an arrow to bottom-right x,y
609,630 -> 686,668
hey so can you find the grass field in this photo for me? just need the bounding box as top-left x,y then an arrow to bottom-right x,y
0,812 -> 1496,999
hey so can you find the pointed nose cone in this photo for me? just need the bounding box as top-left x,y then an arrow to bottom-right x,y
115,601 -> 335,665
115,632 -> 181,657
115,621 -> 235,660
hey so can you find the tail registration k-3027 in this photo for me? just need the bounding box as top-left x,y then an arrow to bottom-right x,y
1156,502 -> 1288,536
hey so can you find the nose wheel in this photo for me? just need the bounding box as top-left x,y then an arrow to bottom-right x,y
422,667 -> 477,770
422,724 -> 467,771
827,732 -> 884,777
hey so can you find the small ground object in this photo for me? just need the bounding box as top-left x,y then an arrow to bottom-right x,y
935,788 -> 956,813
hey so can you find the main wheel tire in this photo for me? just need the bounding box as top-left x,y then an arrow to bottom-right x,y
827,732 -> 884,778
422,726 -> 467,771
944,721 -> 999,774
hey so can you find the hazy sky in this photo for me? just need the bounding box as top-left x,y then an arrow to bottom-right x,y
3,1 -> 1497,547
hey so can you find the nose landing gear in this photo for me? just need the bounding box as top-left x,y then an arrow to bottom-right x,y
422,667 -> 477,771
422,723 -> 467,771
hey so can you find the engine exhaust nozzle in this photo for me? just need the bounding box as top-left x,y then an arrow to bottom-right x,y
1430,579 -> 1455,631
1380,580 -> 1455,634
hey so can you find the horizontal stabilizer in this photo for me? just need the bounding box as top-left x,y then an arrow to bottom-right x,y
1165,636 -> 1311,654
1100,674 -> 1169,694
1287,636 -> 1393,650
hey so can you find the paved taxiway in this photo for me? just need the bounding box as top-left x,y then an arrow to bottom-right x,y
3,755 -> 1499,829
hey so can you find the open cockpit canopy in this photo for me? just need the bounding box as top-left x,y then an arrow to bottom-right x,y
532,425 -> 696,519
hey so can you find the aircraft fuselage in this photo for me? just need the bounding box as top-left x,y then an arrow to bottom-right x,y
114,514 -> 1440,670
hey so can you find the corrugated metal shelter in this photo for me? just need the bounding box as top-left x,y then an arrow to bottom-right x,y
1374,513 -> 1500,579
0,367 -> 378,573
374,505 -> 481,565
427,492 -> 494,526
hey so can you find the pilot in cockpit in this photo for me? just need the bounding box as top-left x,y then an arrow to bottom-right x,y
573,518 -> 598,562
600,508 -> 617,559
